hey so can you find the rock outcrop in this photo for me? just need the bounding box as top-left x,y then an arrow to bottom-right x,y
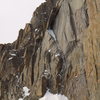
0,0 -> 100,100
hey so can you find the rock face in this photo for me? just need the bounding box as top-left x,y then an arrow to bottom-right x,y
0,0 -> 100,100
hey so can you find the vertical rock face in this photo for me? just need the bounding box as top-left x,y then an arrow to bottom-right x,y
0,0 -> 100,100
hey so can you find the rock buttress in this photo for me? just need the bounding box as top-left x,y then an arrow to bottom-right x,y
0,0 -> 100,100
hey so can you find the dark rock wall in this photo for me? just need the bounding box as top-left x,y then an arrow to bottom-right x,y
0,0 -> 100,100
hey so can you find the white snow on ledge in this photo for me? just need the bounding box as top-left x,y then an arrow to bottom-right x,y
39,90 -> 68,100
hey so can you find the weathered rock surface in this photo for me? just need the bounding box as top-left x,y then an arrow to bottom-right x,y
0,0 -> 100,100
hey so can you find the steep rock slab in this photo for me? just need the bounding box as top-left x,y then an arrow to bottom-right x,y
0,0 -> 100,100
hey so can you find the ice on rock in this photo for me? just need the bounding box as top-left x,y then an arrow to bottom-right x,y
48,29 -> 56,41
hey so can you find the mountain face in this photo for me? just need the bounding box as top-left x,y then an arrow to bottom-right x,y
0,0 -> 100,100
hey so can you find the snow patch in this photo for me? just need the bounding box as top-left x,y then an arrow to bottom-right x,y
44,70 -> 49,75
23,86 -> 30,98
44,70 -> 48,72
18,98 -> 23,100
48,29 -> 56,41
18,86 -> 30,100
48,49 -> 51,52
8,57 -> 13,60
16,75 -> 18,79
35,28 -> 40,32
10,53 -> 16,56
55,53 -> 60,57
39,90 -> 68,100
35,28 -> 38,32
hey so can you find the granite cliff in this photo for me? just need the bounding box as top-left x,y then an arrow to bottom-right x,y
0,0 -> 100,100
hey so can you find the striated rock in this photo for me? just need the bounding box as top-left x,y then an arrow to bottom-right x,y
0,0 -> 100,100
